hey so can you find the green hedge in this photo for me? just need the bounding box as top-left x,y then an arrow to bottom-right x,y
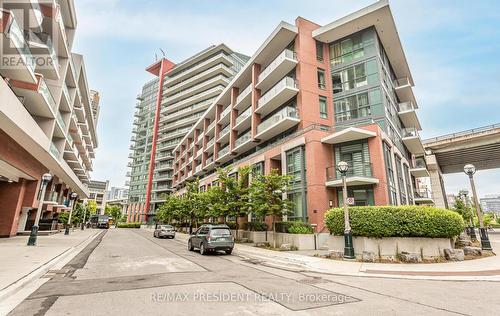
325,206 -> 464,238
275,221 -> 314,234
117,222 -> 142,228
242,221 -> 268,231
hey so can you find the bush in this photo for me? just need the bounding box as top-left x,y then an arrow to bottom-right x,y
325,206 -> 464,238
117,222 -> 142,228
287,222 -> 314,234
242,221 -> 268,231
275,221 -> 313,234
225,221 -> 237,229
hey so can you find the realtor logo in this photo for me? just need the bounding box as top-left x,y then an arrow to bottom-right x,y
1,0 -> 61,73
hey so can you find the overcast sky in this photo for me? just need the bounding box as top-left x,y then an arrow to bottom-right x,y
72,0 -> 500,197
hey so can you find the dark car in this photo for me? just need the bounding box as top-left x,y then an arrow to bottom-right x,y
188,224 -> 234,255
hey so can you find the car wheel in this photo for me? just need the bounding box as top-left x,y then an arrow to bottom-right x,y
225,249 -> 233,255
188,240 -> 194,251
153,232 -> 156,238
200,243 -> 206,255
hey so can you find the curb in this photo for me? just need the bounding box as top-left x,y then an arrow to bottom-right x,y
0,230 -> 100,305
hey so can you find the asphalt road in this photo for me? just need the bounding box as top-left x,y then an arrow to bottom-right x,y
9,229 -> 500,315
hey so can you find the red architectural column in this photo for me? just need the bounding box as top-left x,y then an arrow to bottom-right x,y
144,58 -> 175,221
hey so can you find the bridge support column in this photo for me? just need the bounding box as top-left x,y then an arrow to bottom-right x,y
426,155 -> 448,208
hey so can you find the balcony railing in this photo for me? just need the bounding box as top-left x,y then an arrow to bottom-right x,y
195,164 -> 203,173
402,127 -> 420,138
206,156 -> 214,165
235,130 -> 251,148
50,142 -> 60,159
39,78 -> 57,113
236,84 -> 252,104
398,101 -> 415,112
56,112 -> 66,130
219,124 -> 230,138
206,137 -> 215,148
414,189 -> 432,199
219,105 -> 231,120
235,106 -> 252,125
258,49 -> 297,83
394,77 -> 411,89
8,17 -> 36,74
412,157 -> 426,169
256,106 -> 299,135
218,145 -> 230,157
257,77 -> 298,109
326,162 -> 373,181
207,120 -> 216,132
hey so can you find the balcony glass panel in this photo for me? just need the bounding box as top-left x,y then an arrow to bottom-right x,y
9,18 -> 36,74
402,127 -> 419,138
257,77 -> 298,109
56,112 -> 66,130
326,162 -> 373,181
256,106 -> 298,134
235,131 -> 251,147
219,124 -> 230,137
258,49 -> 297,82
235,106 -> 251,125
218,145 -> 230,157
39,79 -> 57,113
236,84 -> 252,104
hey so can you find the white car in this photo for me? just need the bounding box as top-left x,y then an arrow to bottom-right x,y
153,225 -> 176,239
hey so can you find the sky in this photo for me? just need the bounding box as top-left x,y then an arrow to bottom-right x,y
72,0 -> 500,197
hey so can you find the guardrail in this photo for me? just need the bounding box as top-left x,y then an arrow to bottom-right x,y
423,123 -> 500,144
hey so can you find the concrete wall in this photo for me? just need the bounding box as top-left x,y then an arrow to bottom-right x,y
324,235 -> 452,259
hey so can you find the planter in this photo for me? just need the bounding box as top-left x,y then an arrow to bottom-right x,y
324,236 -> 452,260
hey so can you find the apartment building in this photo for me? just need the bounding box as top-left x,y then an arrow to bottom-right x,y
172,0 -> 430,231
126,45 -> 248,222
106,186 -> 128,200
86,180 -> 109,215
481,195 -> 500,215
0,0 -> 98,237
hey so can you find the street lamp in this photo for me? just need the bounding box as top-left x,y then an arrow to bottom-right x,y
337,161 -> 355,259
463,164 -> 492,250
27,173 -> 52,246
81,200 -> 87,230
65,192 -> 78,235
459,190 -> 476,241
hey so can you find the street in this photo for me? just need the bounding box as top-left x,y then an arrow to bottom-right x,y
8,229 -> 500,316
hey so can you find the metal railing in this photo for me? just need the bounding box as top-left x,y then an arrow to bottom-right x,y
412,157 -> 427,169
257,77 -> 298,109
402,127 -> 420,138
258,49 -> 297,83
256,106 -> 299,135
423,123 -> 500,144
414,189 -> 432,199
235,130 -> 251,148
326,162 -> 373,181
235,106 -> 252,125
236,84 -> 252,104
398,101 -> 415,112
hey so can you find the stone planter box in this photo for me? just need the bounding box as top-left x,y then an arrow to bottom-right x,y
231,230 -> 330,250
324,236 -> 453,260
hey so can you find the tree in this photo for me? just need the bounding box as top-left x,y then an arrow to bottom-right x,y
105,204 -> 123,224
452,196 -> 474,225
156,194 -> 185,224
249,169 -> 293,248
87,200 -> 98,215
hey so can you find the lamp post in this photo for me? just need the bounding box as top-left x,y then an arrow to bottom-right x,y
81,200 -> 87,230
463,164 -> 492,250
337,161 -> 355,259
27,173 -> 52,246
65,192 -> 78,235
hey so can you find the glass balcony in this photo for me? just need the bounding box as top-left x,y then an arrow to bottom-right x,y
414,189 -> 433,204
56,111 -> 66,130
219,105 -> 231,121
256,106 -> 300,140
234,130 -> 252,151
39,78 -> 57,114
50,142 -> 60,159
218,145 -> 230,158
218,124 -> 230,139
325,162 -> 379,187
195,164 -> 203,174
402,128 -> 425,155
236,84 -> 252,104
207,137 -> 215,148
398,101 -> 421,130
256,77 -> 299,117
207,120 -> 216,133
235,106 -> 252,129
410,157 -> 429,178
206,156 -> 214,165
257,49 -> 298,92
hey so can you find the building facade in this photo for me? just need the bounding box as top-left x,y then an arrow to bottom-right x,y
0,0 -> 98,237
480,195 -> 500,214
172,1 -> 430,231
106,186 -> 128,200
86,180 -> 109,215
126,45 -> 248,222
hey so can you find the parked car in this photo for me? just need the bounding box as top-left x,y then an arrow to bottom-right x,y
188,224 -> 234,255
153,225 -> 175,239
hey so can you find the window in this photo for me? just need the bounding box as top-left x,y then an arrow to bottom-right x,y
329,29 -> 375,67
334,141 -> 371,178
319,96 -> 328,118
286,147 -> 307,221
333,88 -> 382,122
395,156 -> 406,205
316,41 -> 324,62
332,59 -> 378,94
383,142 -> 397,205
252,162 -> 264,177
317,68 -> 326,89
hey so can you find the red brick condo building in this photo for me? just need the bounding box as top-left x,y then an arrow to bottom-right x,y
0,1 -> 98,237
171,0 -> 430,232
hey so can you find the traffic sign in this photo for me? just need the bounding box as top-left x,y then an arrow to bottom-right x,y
346,197 -> 355,205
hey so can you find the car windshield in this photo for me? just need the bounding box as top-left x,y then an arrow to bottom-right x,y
161,225 -> 173,229
210,228 -> 231,237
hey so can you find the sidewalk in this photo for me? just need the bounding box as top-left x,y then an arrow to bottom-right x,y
0,229 -> 101,313
173,231 -> 500,281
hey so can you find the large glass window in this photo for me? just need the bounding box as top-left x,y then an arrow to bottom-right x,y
333,88 -> 382,122
319,96 -> 328,119
286,147 -> 307,221
395,156 -> 407,205
329,29 -> 375,67
383,142 -> 397,205
332,59 -> 378,94
316,41 -> 324,62
252,161 -> 264,177
334,140 -> 372,178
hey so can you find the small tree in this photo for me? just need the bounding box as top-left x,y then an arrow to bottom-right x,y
250,169 -> 293,248
87,200 -> 98,215
452,197 -> 474,225
105,204 -> 123,225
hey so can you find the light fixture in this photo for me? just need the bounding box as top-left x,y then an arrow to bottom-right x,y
42,173 -> 52,183
336,161 -> 349,174
463,164 -> 476,176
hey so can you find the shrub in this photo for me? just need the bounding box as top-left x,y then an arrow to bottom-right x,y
117,222 -> 142,228
287,222 -> 314,234
324,206 -> 464,238
242,221 -> 268,231
225,221 -> 237,230
275,221 -> 313,234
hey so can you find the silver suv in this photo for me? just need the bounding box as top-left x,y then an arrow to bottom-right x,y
188,224 -> 234,255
